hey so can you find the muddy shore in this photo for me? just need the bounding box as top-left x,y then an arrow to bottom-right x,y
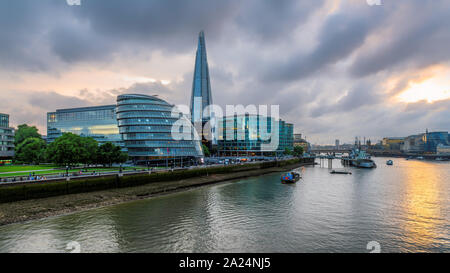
0,162 -> 309,226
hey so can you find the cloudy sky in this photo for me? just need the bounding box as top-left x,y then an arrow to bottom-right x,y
1,0 -> 449,144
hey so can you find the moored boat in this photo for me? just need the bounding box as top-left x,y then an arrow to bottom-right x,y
330,170 -> 352,174
281,172 -> 301,184
347,149 -> 377,169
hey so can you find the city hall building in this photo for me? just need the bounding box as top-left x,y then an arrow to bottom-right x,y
47,94 -> 203,165
116,94 -> 203,164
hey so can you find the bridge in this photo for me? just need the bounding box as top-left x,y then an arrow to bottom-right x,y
310,149 -> 351,154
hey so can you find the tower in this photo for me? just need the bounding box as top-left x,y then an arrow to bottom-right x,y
190,31 -> 215,147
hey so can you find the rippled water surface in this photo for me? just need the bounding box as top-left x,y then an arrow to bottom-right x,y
0,157 -> 448,253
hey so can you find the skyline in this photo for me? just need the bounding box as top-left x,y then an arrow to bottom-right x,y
1,1 -> 449,144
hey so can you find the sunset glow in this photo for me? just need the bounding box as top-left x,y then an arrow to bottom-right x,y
397,69 -> 450,103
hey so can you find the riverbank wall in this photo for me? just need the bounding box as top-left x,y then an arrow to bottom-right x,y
0,158 -> 313,204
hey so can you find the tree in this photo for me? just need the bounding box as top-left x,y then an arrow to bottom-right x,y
14,137 -> 46,164
202,144 -> 211,157
293,146 -> 304,157
96,142 -> 128,167
46,133 -> 98,166
284,148 -> 292,155
79,137 -> 99,166
14,124 -> 41,146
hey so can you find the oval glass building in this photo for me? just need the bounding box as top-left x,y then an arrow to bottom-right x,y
116,94 -> 203,165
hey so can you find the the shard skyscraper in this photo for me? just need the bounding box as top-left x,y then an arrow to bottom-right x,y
190,31 -> 215,146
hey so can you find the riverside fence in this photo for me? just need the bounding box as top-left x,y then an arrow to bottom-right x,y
0,158 -> 314,203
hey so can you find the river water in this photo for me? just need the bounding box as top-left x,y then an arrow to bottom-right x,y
0,157 -> 448,253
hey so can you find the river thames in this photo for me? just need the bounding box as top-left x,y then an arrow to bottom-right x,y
0,157 -> 448,253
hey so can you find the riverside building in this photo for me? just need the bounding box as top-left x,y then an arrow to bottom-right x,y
47,105 -> 123,146
216,114 -> 294,156
0,113 -> 15,159
116,94 -> 203,165
47,94 -> 203,166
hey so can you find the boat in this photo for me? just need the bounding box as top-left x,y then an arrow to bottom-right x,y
386,160 -> 393,166
346,149 -> 377,169
330,170 -> 352,175
281,172 -> 301,184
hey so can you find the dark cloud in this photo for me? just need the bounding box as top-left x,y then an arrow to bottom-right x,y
0,90 -> 91,133
309,82 -> 381,117
350,0 -> 450,77
236,0 -> 324,42
0,0 -> 449,143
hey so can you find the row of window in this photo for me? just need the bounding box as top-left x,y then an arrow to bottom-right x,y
118,118 -> 177,126
119,125 -> 173,133
117,111 -> 174,119
122,132 -> 193,140
125,140 -> 198,148
48,109 -> 116,123
117,105 -> 173,113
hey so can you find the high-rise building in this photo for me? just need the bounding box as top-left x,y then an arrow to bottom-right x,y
0,113 -> 15,159
190,31 -> 214,146
335,139 -> 340,150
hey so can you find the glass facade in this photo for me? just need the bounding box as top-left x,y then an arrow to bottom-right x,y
46,105 -> 122,146
190,31 -> 214,145
217,114 -> 294,156
424,131 -> 449,153
0,113 -> 15,158
117,94 -> 203,163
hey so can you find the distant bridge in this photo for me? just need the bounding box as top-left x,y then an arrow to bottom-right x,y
310,149 -> 351,154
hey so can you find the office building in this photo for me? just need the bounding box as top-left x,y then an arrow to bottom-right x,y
47,105 -> 123,146
401,134 -> 425,153
0,113 -> 15,159
190,31 -> 214,146
382,137 -> 405,151
424,130 -> 449,153
294,133 -> 309,152
437,144 -> 450,155
216,114 -> 293,156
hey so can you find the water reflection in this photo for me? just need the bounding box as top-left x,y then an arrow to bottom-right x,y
401,160 -> 446,252
0,158 -> 448,253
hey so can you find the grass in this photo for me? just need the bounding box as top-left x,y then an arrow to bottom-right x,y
0,165 -> 59,173
0,165 -> 148,178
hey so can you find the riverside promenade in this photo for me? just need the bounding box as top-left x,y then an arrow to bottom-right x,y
0,158 -> 314,226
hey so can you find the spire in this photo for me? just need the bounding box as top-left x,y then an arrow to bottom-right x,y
190,31 -> 214,145
190,31 -> 213,124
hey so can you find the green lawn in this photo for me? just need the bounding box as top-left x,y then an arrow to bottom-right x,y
0,165 -> 148,178
0,165 -> 59,173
